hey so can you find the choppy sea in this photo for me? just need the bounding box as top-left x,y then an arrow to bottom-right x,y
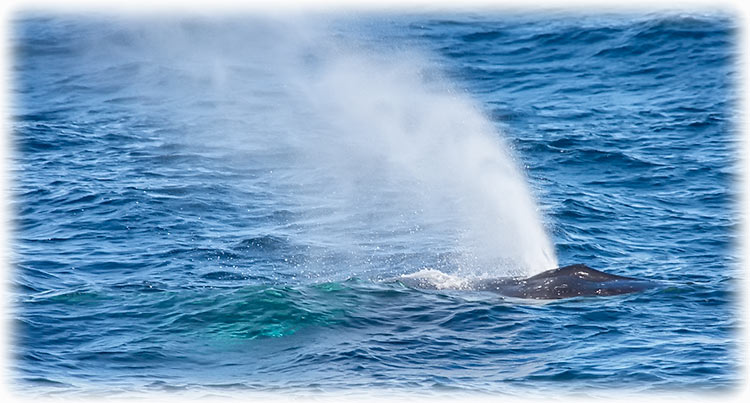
10,10 -> 742,398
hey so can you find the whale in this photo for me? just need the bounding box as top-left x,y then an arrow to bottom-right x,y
470,264 -> 656,299
397,264 -> 656,300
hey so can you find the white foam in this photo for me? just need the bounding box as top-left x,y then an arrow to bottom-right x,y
400,268 -> 471,290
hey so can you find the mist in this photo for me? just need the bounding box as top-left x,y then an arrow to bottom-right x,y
81,15 -> 558,278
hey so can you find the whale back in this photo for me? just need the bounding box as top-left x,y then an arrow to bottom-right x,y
471,264 -> 655,299
526,264 -> 637,282
394,264 -> 656,300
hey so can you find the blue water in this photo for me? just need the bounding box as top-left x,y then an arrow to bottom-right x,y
10,11 -> 742,398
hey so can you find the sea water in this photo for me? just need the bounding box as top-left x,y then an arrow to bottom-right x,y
10,11 -> 741,398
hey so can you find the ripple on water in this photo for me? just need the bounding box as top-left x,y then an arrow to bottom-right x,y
11,11 -> 740,397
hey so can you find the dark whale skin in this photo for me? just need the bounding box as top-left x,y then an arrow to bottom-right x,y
471,264 -> 656,300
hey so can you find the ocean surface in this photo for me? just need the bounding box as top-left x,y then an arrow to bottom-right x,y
10,10 -> 742,398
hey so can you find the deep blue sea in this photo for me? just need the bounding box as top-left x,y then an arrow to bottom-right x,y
10,10 -> 742,398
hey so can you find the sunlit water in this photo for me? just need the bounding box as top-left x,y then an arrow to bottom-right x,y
10,11 -> 742,398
